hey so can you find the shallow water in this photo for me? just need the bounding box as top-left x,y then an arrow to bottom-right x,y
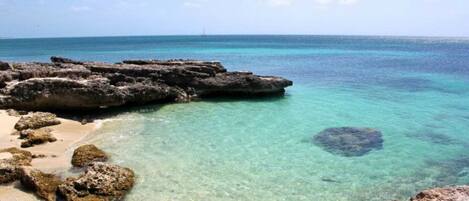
2,35 -> 469,200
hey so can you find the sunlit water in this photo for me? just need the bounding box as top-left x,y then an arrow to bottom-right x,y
2,35 -> 469,200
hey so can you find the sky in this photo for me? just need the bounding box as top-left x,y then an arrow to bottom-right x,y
0,0 -> 468,38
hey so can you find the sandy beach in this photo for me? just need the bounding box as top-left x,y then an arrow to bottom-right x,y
0,109 -> 98,201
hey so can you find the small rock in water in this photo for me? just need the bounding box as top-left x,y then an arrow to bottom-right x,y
71,144 -> 108,167
312,127 -> 384,157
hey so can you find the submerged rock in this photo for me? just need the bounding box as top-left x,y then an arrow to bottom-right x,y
19,167 -> 62,201
19,128 -> 57,148
0,147 -> 32,184
425,156 -> 469,186
405,130 -> 456,146
312,127 -> 383,157
71,145 -> 108,167
410,186 -> 469,201
58,162 -> 135,201
14,112 -> 61,131
0,57 -> 292,110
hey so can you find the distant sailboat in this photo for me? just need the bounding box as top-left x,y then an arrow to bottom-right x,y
201,27 -> 207,37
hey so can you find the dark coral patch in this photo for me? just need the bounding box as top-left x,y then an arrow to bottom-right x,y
313,127 -> 383,157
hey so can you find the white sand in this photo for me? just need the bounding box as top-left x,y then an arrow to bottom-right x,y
0,110 -> 98,200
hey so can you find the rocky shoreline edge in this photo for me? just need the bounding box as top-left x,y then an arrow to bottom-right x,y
0,57 -> 467,200
0,56 -> 293,110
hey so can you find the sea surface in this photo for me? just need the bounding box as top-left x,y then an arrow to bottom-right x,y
2,35 -> 469,200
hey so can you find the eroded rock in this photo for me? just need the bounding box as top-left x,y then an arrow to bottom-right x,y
19,167 -> 63,201
410,186 -> 469,201
312,127 -> 384,157
0,147 -> 33,166
19,128 -> 57,148
0,147 -> 32,184
72,145 -> 108,167
14,112 -> 61,131
58,162 -> 135,201
0,57 -> 292,110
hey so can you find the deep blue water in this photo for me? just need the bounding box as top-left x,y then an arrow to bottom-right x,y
2,35 -> 469,200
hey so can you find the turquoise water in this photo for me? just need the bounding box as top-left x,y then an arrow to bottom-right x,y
2,35 -> 469,200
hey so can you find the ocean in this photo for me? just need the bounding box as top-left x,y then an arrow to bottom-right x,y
1,35 -> 469,200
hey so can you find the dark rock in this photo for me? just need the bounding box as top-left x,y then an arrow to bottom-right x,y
14,112 -> 61,131
58,162 -> 135,201
0,71 -> 13,88
71,145 -> 108,167
312,127 -> 383,157
0,147 -> 32,184
19,128 -> 57,148
32,154 -> 47,159
410,186 -> 469,201
18,167 -> 63,201
51,56 -> 84,65
0,61 -> 10,70
0,57 -> 292,110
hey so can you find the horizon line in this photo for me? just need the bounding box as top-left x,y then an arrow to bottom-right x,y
2,33 -> 469,40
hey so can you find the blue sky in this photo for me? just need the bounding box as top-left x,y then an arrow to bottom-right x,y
0,0 -> 468,38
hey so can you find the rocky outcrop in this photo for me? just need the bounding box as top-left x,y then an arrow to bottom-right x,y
19,128 -> 57,148
58,162 -> 135,201
312,127 -> 383,157
18,167 -> 63,201
14,112 -> 61,131
0,61 -> 10,70
0,147 -> 32,184
0,57 -> 292,110
410,186 -> 469,201
71,145 -> 108,167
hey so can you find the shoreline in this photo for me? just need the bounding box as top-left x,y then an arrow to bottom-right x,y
0,109 -> 99,200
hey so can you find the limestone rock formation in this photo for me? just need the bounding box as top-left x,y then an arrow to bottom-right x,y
410,186 -> 469,201
58,162 -> 135,201
18,167 -> 63,201
0,147 -> 32,184
19,128 -> 57,148
71,145 -> 108,167
312,127 -> 384,157
0,57 -> 292,110
14,112 -> 61,131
